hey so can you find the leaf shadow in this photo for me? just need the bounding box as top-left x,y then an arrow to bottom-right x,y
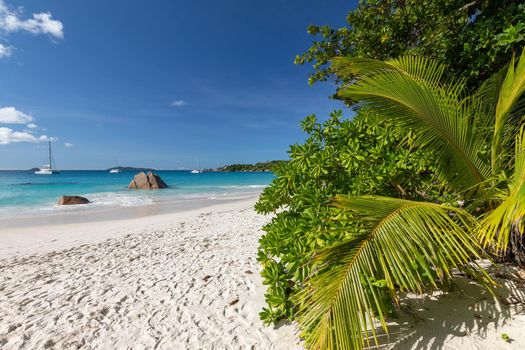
368,271 -> 525,349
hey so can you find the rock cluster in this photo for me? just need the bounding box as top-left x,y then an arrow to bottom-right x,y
128,172 -> 168,189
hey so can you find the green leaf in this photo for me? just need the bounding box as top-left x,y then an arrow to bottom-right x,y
294,195 -> 493,350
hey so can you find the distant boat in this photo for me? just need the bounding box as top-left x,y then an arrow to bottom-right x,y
35,141 -> 60,175
191,158 -> 201,174
109,158 -> 121,173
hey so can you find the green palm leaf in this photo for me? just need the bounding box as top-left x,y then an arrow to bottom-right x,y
332,56 -> 491,192
480,125 -> 525,251
295,195 -> 492,350
491,49 -> 525,172
333,56 -> 457,91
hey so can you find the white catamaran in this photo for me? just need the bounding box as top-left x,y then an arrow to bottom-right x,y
191,158 -> 201,174
35,140 -> 60,175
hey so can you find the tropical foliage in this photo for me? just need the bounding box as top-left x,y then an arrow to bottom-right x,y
256,2 -> 525,348
304,51 -> 525,349
255,109 -> 459,324
295,196 -> 490,350
258,51 -> 525,349
296,0 -> 525,90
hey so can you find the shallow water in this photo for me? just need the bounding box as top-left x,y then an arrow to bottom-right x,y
0,170 -> 273,219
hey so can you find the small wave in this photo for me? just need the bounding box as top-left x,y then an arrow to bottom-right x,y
86,192 -> 155,207
36,192 -> 155,211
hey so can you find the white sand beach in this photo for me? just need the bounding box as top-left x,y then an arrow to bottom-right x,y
1,197 -> 525,350
0,198 -> 301,349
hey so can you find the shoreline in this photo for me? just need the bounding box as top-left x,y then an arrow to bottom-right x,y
0,195 -> 260,259
0,191 -> 262,229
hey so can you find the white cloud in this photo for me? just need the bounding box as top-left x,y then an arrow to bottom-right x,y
4,12 -> 63,39
171,100 -> 186,107
0,108 -> 57,145
64,142 -> 73,148
0,1 -> 64,39
0,106 -> 33,124
0,1 -> 63,59
0,126 -> 49,144
0,43 -> 12,57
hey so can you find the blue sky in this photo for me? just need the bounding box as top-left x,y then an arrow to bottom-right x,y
0,0 -> 356,169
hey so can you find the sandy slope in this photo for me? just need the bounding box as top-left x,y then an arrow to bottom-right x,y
0,206 -> 301,349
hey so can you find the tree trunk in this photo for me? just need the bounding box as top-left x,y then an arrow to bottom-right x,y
506,223 -> 525,266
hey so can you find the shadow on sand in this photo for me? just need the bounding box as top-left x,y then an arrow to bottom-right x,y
368,267 -> 525,349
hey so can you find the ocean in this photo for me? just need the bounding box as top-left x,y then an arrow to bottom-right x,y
0,170 -> 273,220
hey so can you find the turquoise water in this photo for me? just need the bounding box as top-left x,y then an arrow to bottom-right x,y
0,170 -> 273,219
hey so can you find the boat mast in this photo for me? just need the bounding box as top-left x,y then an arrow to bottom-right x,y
49,140 -> 52,169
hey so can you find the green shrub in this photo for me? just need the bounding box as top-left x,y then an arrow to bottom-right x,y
255,108 -> 457,324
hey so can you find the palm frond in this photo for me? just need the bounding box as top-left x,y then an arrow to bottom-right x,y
480,125 -> 525,252
491,49 -> 525,173
473,63 -> 509,144
332,56 -> 491,192
294,195 -> 492,350
332,56 -> 448,89
476,62 -> 508,117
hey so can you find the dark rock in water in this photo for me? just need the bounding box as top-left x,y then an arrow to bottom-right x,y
128,172 -> 168,189
57,196 -> 90,205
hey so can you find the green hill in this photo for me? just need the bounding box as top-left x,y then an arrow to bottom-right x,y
212,160 -> 286,172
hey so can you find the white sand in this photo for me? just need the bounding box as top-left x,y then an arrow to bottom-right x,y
379,271 -> 525,350
1,198 -> 524,349
0,199 -> 301,349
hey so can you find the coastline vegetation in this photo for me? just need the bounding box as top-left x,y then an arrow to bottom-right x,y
256,1 -> 525,349
211,161 -> 287,172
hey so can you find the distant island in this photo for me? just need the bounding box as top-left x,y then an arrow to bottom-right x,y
205,160 -> 286,173
105,166 -> 155,172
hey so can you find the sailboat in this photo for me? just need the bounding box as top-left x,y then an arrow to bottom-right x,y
191,158 -> 201,174
109,158 -> 121,173
35,140 -> 60,175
